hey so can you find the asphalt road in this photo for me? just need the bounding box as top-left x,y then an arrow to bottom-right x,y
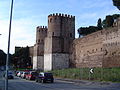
0,71 -> 5,90
0,71 -> 120,90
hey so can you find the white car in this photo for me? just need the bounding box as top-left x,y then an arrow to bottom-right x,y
17,71 -> 23,77
21,72 -> 29,79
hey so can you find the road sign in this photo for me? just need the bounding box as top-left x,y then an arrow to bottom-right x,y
90,68 -> 93,74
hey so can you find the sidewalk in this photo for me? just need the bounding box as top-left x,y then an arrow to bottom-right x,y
55,77 -> 120,90
55,77 -> 117,86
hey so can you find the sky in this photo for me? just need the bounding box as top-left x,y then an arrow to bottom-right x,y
0,0 -> 119,54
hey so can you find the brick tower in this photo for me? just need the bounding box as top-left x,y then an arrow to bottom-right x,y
44,13 -> 75,71
33,26 -> 47,70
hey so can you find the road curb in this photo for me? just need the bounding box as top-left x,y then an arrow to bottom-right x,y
55,78 -> 111,86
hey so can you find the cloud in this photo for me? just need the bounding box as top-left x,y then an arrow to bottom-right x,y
0,18 -> 37,54
0,0 -> 120,54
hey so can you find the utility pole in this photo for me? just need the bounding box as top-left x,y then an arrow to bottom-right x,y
5,0 -> 14,90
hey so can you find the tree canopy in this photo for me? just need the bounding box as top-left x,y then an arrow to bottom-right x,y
113,0 -> 120,10
0,50 -> 6,66
78,26 -> 98,37
78,14 -> 120,37
12,46 -> 32,69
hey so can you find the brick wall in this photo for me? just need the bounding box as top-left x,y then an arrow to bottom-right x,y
71,18 -> 120,68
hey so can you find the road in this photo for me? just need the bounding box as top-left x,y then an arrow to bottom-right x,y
0,71 -> 5,90
0,71 -> 120,90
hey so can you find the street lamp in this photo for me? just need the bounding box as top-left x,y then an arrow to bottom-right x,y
5,0 -> 14,90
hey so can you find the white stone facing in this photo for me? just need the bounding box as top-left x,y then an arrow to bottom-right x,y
52,53 -> 69,70
37,56 -> 44,70
44,53 -> 69,71
33,56 -> 44,70
44,54 -> 52,71
33,56 -> 37,70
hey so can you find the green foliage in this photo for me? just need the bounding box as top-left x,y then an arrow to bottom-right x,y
112,14 -> 120,19
78,26 -> 98,37
102,19 -> 107,28
97,18 -> 103,30
102,14 -> 120,28
51,67 -> 120,82
112,0 -> 120,10
0,50 -> 6,66
12,46 -> 32,69
106,15 -> 114,27
78,14 -> 120,37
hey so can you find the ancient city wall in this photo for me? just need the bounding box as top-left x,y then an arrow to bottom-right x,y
102,26 -> 120,67
48,13 -> 75,38
71,19 -> 120,68
34,26 -> 47,56
44,13 -> 75,71
33,26 -> 47,70
47,13 -> 75,53
71,30 -> 104,68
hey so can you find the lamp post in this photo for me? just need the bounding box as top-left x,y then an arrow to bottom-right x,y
5,0 -> 14,90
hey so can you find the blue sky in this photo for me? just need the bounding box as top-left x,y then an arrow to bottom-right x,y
0,0 -> 119,54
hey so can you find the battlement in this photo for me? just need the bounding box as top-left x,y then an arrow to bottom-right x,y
48,13 -> 75,19
37,26 -> 47,29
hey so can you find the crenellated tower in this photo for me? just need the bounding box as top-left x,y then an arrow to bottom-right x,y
33,26 -> 47,70
44,13 -> 75,71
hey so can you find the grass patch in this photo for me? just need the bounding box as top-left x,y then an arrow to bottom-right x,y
50,67 -> 120,82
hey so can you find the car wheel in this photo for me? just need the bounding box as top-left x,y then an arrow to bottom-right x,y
42,80 -> 46,83
51,80 -> 54,83
35,79 -> 38,82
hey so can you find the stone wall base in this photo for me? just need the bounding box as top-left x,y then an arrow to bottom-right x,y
44,53 -> 69,71
33,56 -> 44,70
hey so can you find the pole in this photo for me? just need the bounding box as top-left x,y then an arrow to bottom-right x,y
5,0 -> 14,90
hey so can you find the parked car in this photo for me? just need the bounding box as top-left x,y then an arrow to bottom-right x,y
26,71 -> 38,80
17,71 -> 23,77
8,71 -> 14,79
15,71 -> 19,76
35,72 -> 54,83
21,71 -> 29,79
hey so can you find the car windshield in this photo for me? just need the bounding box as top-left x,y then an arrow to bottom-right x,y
8,72 -> 12,74
25,72 -> 29,74
31,72 -> 38,75
44,73 -> 53,77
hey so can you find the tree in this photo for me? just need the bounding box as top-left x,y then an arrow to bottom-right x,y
97,18 -> 102,30
12,46 -> 32,69
112,0 -> 120,10
77,26 -> 98,37
106,15 -> 114,27
77,14 -> 120,37
102,14 -> 120,28
0,50 -> 6,66
112,14 -> 120,19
